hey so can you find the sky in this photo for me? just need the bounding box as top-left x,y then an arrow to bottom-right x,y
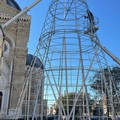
16,0 -> 120,66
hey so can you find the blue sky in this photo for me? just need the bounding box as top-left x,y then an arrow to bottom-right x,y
16,0 -> 120,66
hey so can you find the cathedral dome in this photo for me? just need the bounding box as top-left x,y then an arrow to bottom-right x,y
6,0 -> 21,10
26,54 -> 44,69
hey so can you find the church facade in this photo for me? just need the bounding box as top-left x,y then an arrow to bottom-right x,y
0,0 -> 46,119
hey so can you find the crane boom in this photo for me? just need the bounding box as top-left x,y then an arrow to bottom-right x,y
1,0 -> 42,29
102,46 -> 120,65
91,36 -> 120,65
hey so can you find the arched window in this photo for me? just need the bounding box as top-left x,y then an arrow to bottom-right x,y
0,91 -> 3,110
3,41 -> 10,58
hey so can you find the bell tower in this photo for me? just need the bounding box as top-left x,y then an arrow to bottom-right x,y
0,0 -> 31,118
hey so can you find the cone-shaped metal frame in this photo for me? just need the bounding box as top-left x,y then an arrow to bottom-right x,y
35,0 -> 119,119
15,0 -> 120,119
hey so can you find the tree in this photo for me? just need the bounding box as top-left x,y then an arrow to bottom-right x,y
54,92 -> 94,119
91,67 -> 120,94
91,66 -> 120,117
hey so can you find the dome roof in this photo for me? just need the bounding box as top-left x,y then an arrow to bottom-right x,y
26,54 -> 44,69
6,0 -> 21,10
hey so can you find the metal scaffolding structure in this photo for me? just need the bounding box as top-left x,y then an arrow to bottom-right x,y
1,0 -> 120,120
14,0 -> 120,120
16,0 -> 120,119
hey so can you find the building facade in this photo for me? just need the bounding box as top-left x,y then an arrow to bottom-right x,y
0,0 -> 46,119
